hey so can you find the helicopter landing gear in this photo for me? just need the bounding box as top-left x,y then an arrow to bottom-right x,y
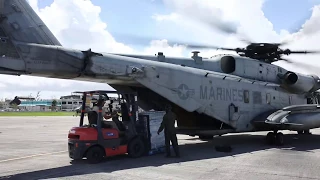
297,129 -> 312,135
266,131 -> 284,146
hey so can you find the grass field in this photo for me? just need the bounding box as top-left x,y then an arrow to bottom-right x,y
0,111 -> 75,116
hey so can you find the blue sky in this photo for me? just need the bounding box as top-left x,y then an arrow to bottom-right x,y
36,0 -> 319,44
262,0 -> 319,33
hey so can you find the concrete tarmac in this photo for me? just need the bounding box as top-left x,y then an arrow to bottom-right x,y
1,116 -> 320,180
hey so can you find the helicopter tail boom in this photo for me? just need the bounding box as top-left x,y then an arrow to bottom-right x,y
0,42 -> 147,85
0,0 -> 65,77
0,0 -> 61,47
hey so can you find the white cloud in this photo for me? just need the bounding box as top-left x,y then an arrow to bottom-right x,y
0,0 -> 125,100
141,39 -> 186,56
154,0 -> 320,74
0,0 -> 185,100
32,0 -> 134,53
274,5 -> 320,74
1,0 -> 320,100
156,0 -> 283,43
151,13 -> 179,21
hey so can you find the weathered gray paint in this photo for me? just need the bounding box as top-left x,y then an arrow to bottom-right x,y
112,53 -> 320,94
1,0 -> 320,134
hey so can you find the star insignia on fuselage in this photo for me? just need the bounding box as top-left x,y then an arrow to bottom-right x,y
172,84 -> 195,100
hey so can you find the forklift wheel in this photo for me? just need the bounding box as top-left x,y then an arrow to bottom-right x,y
128,137 -> 145,158
86,146 -> 105,164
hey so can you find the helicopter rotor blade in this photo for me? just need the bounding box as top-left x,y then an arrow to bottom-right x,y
113,33 -> 241,51
217,47 -> 239,51
198,17 -> 254,45
289,50 -> 320,54
280,58 -> 320,75
170,8 -> 254,45
281,49 -> 320,55
278,57 -> 294,63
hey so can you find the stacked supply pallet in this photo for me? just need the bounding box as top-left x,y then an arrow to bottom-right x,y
137,111 -> 166,155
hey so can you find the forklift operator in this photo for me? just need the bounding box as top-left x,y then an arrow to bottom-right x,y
92,98 -> 110,120
91,98 -> 125,131
110,110 -> 126,131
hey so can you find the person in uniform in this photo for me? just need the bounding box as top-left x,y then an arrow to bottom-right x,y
87,97 -> 112,128
110,109 -> 126,131
92,98 -> 110,120
157,104 -> 180,158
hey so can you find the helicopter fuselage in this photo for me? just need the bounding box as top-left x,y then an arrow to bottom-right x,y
0,42 -> 310,132
2,0 -> 320,139
112,52 -> 320,94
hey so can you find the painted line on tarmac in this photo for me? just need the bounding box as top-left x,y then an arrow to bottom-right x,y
0,150 -> 67,163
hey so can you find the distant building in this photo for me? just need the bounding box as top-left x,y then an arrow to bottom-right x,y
3,99 -> 11,109
60,95 -> 82,111
18,99 -> 62,112
0,92 -> 121,112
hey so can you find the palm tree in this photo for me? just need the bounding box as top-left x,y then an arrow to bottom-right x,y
51,100 -> 57,111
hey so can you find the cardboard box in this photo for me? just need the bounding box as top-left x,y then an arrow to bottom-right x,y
138,111 -> 166,151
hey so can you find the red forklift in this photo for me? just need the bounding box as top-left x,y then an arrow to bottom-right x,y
68,90 -> 148,163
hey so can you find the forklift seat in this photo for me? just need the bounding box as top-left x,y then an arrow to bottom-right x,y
87,111 -> 97,125
87,111 -> 112,128
87,110 -> 126,136
104,121 -> 120,130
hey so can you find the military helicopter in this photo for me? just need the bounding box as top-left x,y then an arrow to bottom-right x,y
2,0 -> 320,146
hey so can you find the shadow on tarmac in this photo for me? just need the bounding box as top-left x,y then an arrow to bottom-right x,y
2,132 -> 320,180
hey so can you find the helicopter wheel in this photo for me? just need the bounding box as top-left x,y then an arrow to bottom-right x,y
275,132 -> 284,146
304,129 -> 312,134
266,132 -> 275,145
297,130 -> 312,135
266,131 -> 284,146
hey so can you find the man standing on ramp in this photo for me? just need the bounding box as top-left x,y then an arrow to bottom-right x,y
157,104 -> 180,158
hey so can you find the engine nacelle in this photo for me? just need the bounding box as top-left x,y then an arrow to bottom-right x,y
280,71 -> 320,94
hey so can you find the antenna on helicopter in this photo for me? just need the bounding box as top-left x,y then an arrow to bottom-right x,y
191,51 -> 203,64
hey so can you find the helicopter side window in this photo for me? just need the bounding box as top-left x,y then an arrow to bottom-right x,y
266,93 -> 271,104
244,90 -> 249,103
220,56 -> 236,73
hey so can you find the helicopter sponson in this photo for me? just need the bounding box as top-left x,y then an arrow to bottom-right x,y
277,71 -> 320,94
265,104 -> 320,131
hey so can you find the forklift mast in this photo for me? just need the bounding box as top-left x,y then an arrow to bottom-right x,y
119,92 -> 139,139
68,90 -> 150,163
76,90 -> 139,130
121,92 -> 138,122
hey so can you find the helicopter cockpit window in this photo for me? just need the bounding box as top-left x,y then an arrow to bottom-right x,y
244,90 -> 249,103
266,93 -> 271,104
